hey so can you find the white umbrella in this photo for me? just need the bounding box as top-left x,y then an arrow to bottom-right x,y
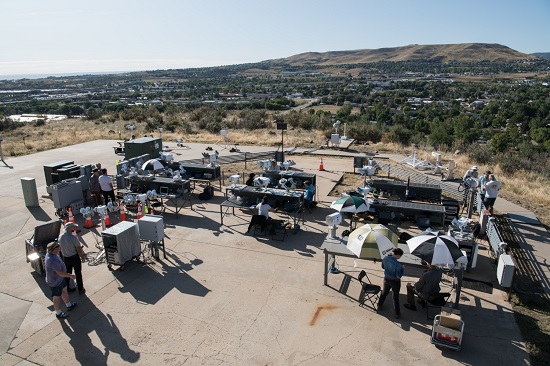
346,224 -> 399,259
406,231 -> 463,266
141,159 -> 166,172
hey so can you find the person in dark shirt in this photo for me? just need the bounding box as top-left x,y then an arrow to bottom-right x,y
404,262 -> 443,311
245,173 -> 255,186
377,248 -> 404,318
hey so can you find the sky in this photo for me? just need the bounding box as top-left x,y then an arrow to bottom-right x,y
1,0 -> 549,78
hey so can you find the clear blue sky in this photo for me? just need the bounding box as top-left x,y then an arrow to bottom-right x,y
1,0 -> 549,77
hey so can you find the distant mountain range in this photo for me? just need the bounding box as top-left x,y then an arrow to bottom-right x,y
267,43 -> 541,66
532,52 -> 550,59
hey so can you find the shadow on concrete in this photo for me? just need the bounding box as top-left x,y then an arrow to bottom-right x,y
60,297 -> 140,365
27,206 -> 53,222
112,255 -> 210,305
31,271 -> 54,303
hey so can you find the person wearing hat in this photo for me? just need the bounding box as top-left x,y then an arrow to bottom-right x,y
58,222 -> 86,295
45,241 -> 77,319
463,165 -> 479,182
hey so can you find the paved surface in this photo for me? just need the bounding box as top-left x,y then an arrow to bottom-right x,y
0,140 -> 540,365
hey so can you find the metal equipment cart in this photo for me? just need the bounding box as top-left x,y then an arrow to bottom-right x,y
101,221 -> 141,271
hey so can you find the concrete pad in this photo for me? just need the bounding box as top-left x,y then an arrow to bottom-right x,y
0,140 -> 538,365
507,212 -> 541,226
0,294 -> 32,354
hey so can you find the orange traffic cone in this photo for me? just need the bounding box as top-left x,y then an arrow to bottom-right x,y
84,215 -> 94,229
319,157 -> 325,171
68,208 -> 75,223
103,210 -> 112,227
119,201 -> 127,222
137,202 -> 144,219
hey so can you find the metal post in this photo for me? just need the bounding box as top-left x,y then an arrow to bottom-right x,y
467,188 -> 477,219
281,129 -> 284,158
454,268 -> 463,308
244,152 -> 247,169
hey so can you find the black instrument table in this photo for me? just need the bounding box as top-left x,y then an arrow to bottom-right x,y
370,199 -> 446,226
222,185 -> 304,226
260,170 -> 316,189
371,179 -> 442,201
123,176 -> 193,217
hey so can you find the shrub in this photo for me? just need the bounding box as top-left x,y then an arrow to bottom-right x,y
382,125 -> 412,145
348,123 -> 383,143
466,143 -> 494,165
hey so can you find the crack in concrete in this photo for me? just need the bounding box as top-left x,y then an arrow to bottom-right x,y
294,317 -> 365,366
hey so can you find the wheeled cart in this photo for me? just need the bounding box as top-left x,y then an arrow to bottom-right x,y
138,214 -> 165,260
101,221 -> 141,271
431,311 -> 464,351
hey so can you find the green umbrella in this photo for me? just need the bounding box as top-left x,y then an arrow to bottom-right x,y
346,224 -> 399,259
330,196 -> 369,213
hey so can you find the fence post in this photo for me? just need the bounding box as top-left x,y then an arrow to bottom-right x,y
245,152 -> 247,169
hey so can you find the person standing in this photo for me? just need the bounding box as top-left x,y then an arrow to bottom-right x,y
484,174 -> 501,213
463,165 -> 479,182
89,168 -> 102,206
45,241 -> 77,319
58,222 -> 86,294
377,248 -> 404,318
404,262 -> 443,311
0,136 -> 13,168
98,168 -> 116,204
479,170 -> 491,201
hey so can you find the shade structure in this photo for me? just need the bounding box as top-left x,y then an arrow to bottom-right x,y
330,196 -> 369,213
406,231 -> 463,266
142,159 -> 166,172
346,224 -> 399,259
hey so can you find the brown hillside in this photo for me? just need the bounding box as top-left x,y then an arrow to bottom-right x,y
275,43 -> 537,65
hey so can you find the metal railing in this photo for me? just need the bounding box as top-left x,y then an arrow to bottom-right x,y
186,150 -> 278,168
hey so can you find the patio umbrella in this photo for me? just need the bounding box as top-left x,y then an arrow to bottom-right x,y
346,223 -> 399,259
406,231 -> 464,266
141,159 -> 166,172
330,196 -> 369,213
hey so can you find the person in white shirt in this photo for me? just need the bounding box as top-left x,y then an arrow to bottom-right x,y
256,196 -> 272,219
483,174 -> 500,213
98,168 -> 116,204
479,170 -> 491,200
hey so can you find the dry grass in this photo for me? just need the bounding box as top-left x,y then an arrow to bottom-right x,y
3,118 -> 549,226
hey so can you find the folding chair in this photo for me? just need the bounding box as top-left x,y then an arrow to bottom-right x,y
424,292 -> 451,320
358,270 -> 381,311
270,220 -> 289,242
248,215 -> 267,236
